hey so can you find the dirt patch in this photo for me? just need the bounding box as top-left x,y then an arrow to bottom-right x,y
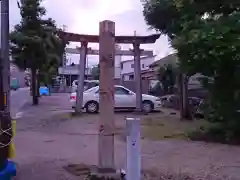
15,101 -> 240,180
15,159 -> 81,180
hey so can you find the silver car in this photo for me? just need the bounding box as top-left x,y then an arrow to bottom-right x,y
71,80 -> 99,92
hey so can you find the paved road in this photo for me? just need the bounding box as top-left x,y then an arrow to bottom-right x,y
10,87 -> 30,119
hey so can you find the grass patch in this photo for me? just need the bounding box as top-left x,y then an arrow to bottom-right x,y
71,111 -> 85,117
70,112 -> 98,119
142,114 -> 208,141
55,112 -> 72,120
142,169 -> 194,180
188,123 -> 240,145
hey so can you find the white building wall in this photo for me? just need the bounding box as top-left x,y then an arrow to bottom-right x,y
120,56 -> 155,80
123,74 -> 131,81
114,44 -> 121,79
121,61 -> 133,75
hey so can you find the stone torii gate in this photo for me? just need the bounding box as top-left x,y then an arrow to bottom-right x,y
61,37 -> 158,114
57,21 -> 159,173
65,47 -> 153,112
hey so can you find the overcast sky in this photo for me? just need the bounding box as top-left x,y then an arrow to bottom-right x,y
7,0 -> 174,66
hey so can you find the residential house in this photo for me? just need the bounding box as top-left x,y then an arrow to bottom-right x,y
10,62 -> 25,87
149,53 -> 204,89
114,44 -> 122,79
120,56 -> 156,80
58,64 -> 93,86
149,53 -> 178,70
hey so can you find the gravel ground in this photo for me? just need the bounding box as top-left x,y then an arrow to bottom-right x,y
12,94 -> 240,180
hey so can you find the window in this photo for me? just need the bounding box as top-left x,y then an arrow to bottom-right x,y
142,64 -> 144,68
129,75 -> 134,80
84,86 -> 99,93
131,63 -> 134,68
115,87 -> 130,95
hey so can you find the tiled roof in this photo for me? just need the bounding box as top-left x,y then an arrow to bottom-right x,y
149,53 -> 178,68
122,69 -> 154,76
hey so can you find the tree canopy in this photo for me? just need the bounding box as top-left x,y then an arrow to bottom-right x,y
142,0 -> 240,143
10,0 -> 66,104
157,64 -> 177,94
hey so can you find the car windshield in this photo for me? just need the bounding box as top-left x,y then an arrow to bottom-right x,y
84,86 -> 99,93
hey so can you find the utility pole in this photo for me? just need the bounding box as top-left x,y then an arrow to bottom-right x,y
0,0 -> 10,111
0,0 -> 12,171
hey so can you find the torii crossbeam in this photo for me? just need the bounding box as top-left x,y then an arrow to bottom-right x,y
65,48 -> 153,56
57,31 -> 160,44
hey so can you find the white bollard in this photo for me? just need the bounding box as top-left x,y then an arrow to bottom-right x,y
126,117 -> 141,180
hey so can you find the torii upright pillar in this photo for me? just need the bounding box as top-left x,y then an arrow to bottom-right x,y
98,20 -> 115,171
75,42 -> 88,114
133,42 -> 143,112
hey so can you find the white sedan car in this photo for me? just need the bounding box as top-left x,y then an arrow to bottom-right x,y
70,85 -> 162,113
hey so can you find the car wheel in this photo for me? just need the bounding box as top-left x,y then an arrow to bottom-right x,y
142,100 -> 154,113
85,101 -> 99,113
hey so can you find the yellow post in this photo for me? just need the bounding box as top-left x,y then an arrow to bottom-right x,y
8,120 -> 16,159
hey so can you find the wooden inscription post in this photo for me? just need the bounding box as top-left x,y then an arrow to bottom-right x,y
98,20 -> 115,170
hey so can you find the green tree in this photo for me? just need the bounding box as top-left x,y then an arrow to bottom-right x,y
10,0 -> 64,104
157,64 -> 177,94
39,24 -> 67,86
143,0 -> 240,142
174,13 -> 240,142
142,0 -> 194,119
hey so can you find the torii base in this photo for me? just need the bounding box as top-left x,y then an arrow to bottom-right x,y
88,168 -> 122,180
